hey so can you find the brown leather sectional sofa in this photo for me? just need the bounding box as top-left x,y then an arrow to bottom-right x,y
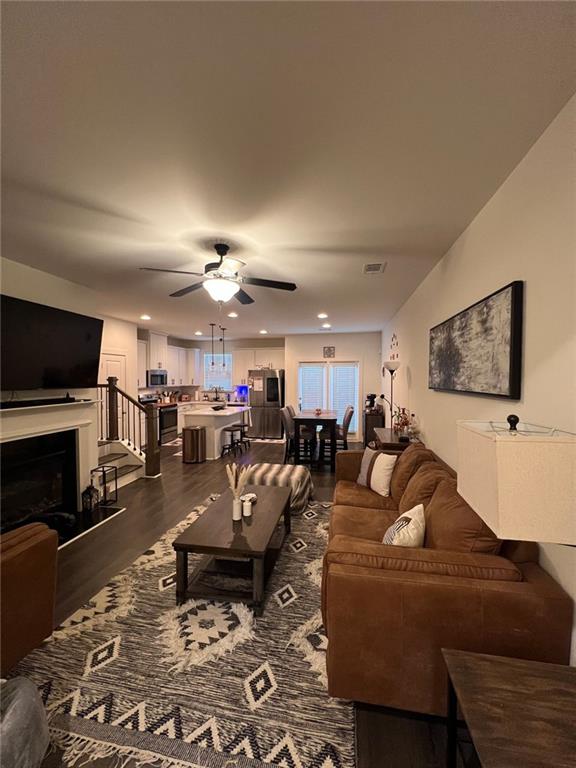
1,523 -> 58,676
322,444 -> 574,716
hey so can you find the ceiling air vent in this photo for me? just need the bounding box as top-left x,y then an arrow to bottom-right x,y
363,262 -> 387,275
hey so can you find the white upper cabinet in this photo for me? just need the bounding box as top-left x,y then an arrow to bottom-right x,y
187,349 -> 200,385
233,349 -> 255,385
148,332 -> 168,369
178,348 -> 188,385
167,346 -> 180,385
137,341 -> 148,389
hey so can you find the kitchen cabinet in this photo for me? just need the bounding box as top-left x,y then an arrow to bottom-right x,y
167,345 -> 196,386
148,332 -> 168,370
137,341 -> 148,389
167,346 -> 180,385
187,349 -> 200,385
254,348 -> 285,370
178,348 -> 188,385
232,349 -> 255,385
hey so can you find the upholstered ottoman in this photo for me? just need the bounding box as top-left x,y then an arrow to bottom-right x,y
246,464 -> 314,515
0,677 -> 50,768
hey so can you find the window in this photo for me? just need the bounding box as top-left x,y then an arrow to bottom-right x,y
297,361 -> 359,432
298,364 -> 327,411
203,353 -> 233,390
329,363 -> 359,432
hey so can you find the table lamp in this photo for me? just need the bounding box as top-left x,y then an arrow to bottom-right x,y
457,416 -> 576,545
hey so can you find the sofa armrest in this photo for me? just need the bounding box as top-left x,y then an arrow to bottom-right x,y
322,542 -> 573,715
335,451 -> 364,482
326,535 -> 522,582
1,524 -> 58,675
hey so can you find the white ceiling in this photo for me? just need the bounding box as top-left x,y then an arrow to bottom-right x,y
2,2 -> 575,339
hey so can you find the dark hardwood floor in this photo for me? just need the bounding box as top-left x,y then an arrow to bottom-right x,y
47,440 -> 451,768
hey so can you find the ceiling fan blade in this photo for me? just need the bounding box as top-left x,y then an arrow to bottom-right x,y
170,282 -> 205,297
242,276 -> 297,291
235,288 -> 255,305
140,267 -> 204,276
220,256 -> 246,276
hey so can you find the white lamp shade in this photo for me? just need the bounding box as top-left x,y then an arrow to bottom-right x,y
383,360 -> 400,373
203,278 -> 240,303
457,420 -> 576,545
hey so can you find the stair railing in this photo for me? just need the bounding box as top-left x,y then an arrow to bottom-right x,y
96,376 -> 161,477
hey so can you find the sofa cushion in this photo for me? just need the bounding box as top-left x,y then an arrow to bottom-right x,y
390,444 -> 437,504
399,462 -> 453,513
334,480 -> 399,511
425,479 -> 501,555
330,505 -> 398,542
357,448 -> 398,496
383,504 -> 426,547
500,540 -> 539,564
326,535 -> 522,581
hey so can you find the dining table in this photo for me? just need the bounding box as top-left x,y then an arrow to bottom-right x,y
293,409 -> 339,472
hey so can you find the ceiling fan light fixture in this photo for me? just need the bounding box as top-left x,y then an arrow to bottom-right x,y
227,311 -> 238,318
202,278 -> 240,303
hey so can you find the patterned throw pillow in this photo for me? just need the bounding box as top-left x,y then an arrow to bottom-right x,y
356,447 -> 397,497
383,504 -> 426,547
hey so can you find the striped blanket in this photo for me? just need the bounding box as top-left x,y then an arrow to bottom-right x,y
245,463 -> 314,515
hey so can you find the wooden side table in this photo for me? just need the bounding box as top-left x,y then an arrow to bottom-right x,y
443,648 -> 576,768
373,427 -> 419,452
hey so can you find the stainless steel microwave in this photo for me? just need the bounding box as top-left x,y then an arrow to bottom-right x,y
146,369 -> 168,387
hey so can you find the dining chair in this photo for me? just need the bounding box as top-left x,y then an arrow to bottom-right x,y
319,405 -> 354,457
280,407 -> 316,464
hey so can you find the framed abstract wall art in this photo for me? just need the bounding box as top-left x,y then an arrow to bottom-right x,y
428,281 -> 523,399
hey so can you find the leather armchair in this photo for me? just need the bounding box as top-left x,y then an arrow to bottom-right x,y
1,524 -> 58,675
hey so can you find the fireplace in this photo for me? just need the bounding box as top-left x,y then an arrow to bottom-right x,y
1,430 -> 79,544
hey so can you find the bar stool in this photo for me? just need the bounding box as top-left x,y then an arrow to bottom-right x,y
221,425 -> 243,457
237,423 -> 251,453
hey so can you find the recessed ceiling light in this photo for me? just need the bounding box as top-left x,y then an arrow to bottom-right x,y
259,329 -> 268,335
317,313 -> 328,319
194,331 -> 203,336
227,312 -> 238,318
322,323 -> 331,329
139,314 -> 151,321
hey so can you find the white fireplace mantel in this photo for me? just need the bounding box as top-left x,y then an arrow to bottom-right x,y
0,400 -> 100,504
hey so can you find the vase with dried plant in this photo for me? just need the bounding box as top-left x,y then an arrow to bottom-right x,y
226,463 -> 250,521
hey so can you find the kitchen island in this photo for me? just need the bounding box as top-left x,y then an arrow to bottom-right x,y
180,405 -> 251,460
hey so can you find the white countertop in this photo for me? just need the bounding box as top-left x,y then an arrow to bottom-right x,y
181,405 -> 251,417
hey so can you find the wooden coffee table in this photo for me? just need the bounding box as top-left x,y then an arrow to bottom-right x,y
172,485 -> 291,616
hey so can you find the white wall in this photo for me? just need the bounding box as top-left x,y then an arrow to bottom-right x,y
285,332 -> 382,439
1,257 -> 139,397
382,96 -> 576,661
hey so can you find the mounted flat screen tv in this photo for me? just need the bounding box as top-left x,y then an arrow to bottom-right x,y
1,295 -> 104,391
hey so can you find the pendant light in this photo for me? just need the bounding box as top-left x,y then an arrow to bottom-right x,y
209,323 -> 216,367
219,326 -> 227,368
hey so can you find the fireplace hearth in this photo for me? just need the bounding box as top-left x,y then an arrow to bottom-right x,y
1,430 -> 79,544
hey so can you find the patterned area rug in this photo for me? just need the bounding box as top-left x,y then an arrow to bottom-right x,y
13,498 -> 353,768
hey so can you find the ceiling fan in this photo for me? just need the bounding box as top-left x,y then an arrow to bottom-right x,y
139,243 -> 297,304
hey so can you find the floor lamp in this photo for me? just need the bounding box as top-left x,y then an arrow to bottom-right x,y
383,361 -> 400,429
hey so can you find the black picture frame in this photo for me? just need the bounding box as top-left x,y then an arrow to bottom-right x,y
428,281 -> 523,399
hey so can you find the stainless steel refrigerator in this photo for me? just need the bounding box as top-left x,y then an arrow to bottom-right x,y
247,369 -> 285,438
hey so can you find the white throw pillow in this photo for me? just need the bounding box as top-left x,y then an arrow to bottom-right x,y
357,447 -> 397,497
383,504 -> 426,547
